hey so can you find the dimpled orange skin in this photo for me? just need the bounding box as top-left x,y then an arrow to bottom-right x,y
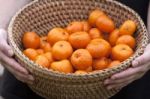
40,40 -> 52,52
96,15 -> 115,33
116,35 -> 136,49
93,57 -> 110,70
86,38 -> 111,58
109,29 -> 120,46
69,32 -> 91,49
71,49 -> 92,70
85,66 -> 93,72
74,70 -> 88,75
50,60 -> 74,73
108,60 -> 121,68
23,32 -> 40,49
88,9 -> 105,27
23,48 -> 38,61
36,49 -> 44,55
35,55 -> 50,68
111,44 -> 134,62
89,28 -> 103,39
43,52 -> 54,64
66,21 -> 83,34
82,21 -> 91,32
52,41 -> 73,60
119,20 -> 136,35
47,28 -> 69,45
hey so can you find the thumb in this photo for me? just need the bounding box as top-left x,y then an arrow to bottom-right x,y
132,51 -> 150,67
0,29 -> 14,57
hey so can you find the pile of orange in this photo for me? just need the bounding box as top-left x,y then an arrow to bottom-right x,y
22,9 -> 136,74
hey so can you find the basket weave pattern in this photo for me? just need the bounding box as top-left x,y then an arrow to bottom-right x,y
8,0 -> 148,99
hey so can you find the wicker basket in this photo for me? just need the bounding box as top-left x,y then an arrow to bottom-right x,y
8,0 -> 148,99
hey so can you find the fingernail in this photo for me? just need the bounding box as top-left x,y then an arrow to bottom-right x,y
8,49 -> 14,56
27,81 -> 34,85
132,60 -> 138,67
111,76 -> 116,80
104,79 -> 110,85
107,86 -> 113,90
29,75 -> 35,81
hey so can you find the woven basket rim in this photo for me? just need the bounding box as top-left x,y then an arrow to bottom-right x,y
8,0 -> 149,79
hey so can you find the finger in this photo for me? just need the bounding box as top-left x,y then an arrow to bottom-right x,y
15,74 -> 34,85
104,72 -> 145,85
0,40 -> 14,57
106,80 -> 130,90
0,51 -> 28,74
132,52 -> 150,67
110,66 -> 146,80
0,29 -> 7,40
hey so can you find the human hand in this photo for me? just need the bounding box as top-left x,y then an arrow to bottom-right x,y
104,44 -> 150,90
0,29 -> 34,84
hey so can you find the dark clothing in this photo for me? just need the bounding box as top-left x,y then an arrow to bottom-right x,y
0,0 -> 149,99
0,69 -> 44,99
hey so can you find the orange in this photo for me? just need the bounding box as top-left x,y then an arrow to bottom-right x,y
40,38 -> 52,52
89,28 -> 103,39
74,70 -> 87,75
111,44 -> 134,62
43,52 -> 54,64
22,32 -> 40,49
86,39 -> 111,58
36,49 -> 44,55
47,28 -> 69,45
50,60 -> 74,73
88,9 -> 105,27
96,15 -> 115,33
85,66 -> 93,72
71,49 -> 92,70
109,29 -> 120,46
69,32 -> 91,49
108,60 -> 121,68
119,20 -> 136,35
66,21 -> 83,34
52,41 -> 73,60
23,48 -> 38,61
93,57 -> 110,70
82,21 -> 91,32
35,55 -> 50,68
40,36 -> 47,41
116,35 -> 136,49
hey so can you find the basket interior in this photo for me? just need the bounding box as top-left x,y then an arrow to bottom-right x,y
8,0 -> 148,80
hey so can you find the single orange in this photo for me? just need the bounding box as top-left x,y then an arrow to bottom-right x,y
47,28 -> 69,45
111,44 -> 134,62
82,21 -> 91,32
108,60 -> 121,68
52,41 -> 73,60
69,32 -> 91,49
96,15 -> 115,33
89,28 -> 103,39
43,52 -> 54,64
66,21 -> 83,34
50,60 -> 74,73
71,49 -> 92,70
93,57 -> 110,70
74,70 -> 87,75
36,49 -> 44,55
119,20 -> 136,35
109,29 -> 120,46
86,38 -> 111,58
88,9 -> 105,27
116,35 -> 136,49
35,55 -> 50,68
22,32 -> 40,49
85,66 -> 93,72
23,48 -> 38,61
